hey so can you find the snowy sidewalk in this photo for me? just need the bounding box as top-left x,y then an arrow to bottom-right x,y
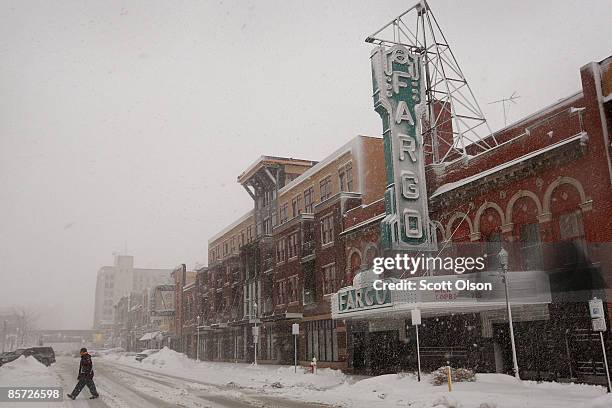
101,347 -> 612,408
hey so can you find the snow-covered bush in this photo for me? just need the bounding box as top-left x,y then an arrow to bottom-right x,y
430,366 -> 475,386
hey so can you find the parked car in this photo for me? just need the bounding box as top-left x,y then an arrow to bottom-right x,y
135,349 -> 159,362
0,350 -> 19,366
0,347 -> 55,366
0,349 -> 26,366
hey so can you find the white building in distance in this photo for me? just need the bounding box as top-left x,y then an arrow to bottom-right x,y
93,254 -> 172,330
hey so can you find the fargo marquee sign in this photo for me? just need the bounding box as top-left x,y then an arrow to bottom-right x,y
371,45 -> 435,251
336,286 -> 392,314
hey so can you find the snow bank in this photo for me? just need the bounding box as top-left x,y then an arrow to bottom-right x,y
103,348 -> 348,392
2,355 -> 48,372
0,356 -> 59,387
140,347 -> 197,370
581,393 -> 612,408
475,373 -> 522,385
101,350 -> 609,408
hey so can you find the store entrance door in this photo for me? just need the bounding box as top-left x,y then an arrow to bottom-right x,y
368,331 -> 400,375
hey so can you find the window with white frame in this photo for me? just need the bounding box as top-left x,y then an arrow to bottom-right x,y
279,203 -> 288,224
276,238 -> 286,263
304,187 -> 314,213
322,263 -> 336,294
338,162 -> 353,191
319,176 -> 332,202
288,275 -> 299,303
277,279 -> 287,305
321,215 -> 334,245
288,233 -> 298,259
263,190 -> 273,207
292,195 -> 302,217
263,217 -> 272,235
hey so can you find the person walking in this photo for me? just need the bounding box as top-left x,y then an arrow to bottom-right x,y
67,347 -> 99,400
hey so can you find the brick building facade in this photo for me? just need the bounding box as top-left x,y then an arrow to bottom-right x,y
171,55 -> 612,383
336,56 -> 612,382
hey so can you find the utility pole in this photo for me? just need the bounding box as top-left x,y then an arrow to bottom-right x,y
252,302 -> 258,366
196,315 -> 200,361
292,323 -> 299,373
411,309 -> 422,382
499,247 -> 520,379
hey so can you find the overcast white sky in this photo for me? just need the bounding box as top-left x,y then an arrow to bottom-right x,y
1,0 -> 611,329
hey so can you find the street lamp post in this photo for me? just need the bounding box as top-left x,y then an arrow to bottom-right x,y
498,247 -> 520,380
253,302 -> 258,366
196,315 -> 200,361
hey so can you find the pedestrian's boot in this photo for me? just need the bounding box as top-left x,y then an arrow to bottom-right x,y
89,395 -> 99,399
67,394 -> 75,400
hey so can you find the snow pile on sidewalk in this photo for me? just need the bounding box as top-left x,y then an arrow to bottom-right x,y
311,373 -> 608,408
0,356 -> 59,387
582,393 -> 612,408
141,347 -> 198,370
102,350 -> 609,408
104,347 -> 347,391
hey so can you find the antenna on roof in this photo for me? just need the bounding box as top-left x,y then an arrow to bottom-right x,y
488,91 -> 521,127
366,0 -> 496,163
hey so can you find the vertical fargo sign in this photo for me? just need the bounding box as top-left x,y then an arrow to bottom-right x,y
371,45 -> 435,251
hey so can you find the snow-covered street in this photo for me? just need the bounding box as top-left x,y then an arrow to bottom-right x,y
0,354 -> 327,407
1,350 -> 611,407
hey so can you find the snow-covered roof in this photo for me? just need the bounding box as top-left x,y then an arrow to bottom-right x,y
487,91 -> 582,139
207,209 -> 254,245
237,155 -> 316,184
431,133 -> 585,199
278,136 -> 368,196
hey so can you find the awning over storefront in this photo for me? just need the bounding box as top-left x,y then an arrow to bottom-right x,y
331,269 -> 552,320
139,331 -> 161,341
262,312 -> 303,322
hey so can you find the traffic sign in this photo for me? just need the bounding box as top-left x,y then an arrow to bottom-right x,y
589,298 -> 604,318
411,309 -> 421,326
592,317 -> 607,332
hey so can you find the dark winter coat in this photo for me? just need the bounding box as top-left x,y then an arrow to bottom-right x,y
78,353 -> 94,380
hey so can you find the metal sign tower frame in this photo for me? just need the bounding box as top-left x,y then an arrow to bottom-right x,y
366,0 -> 497,164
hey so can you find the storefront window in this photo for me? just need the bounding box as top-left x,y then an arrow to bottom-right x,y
306,320 -> 338,362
